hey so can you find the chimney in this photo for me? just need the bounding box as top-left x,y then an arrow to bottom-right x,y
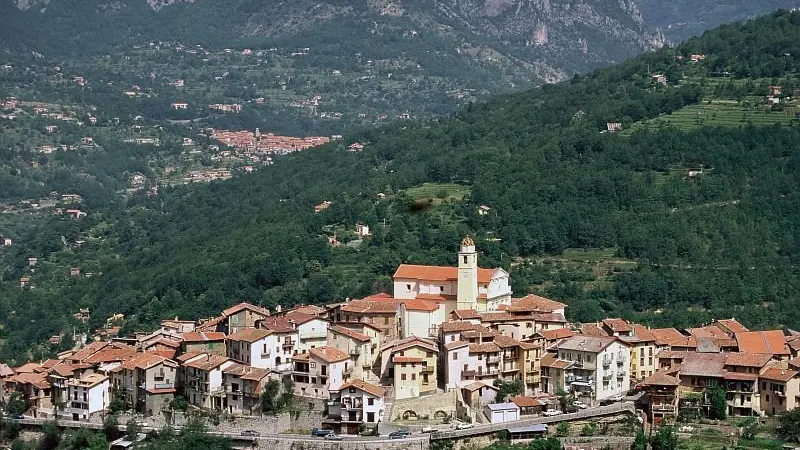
276,305 -> 282,313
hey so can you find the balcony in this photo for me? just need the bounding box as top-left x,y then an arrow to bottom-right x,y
477,369 -> 500,377
349,349 -> 361,357
602,374 -> 613,382
487,356 -> 500,365
775,390 -> 786,397
342,399 -> 363,410
602,357 -> 612,368
344,366 -> 354,375
617,371 -> 627,379
652,404 -> 676,412
282,340 -> 295,348
617,357 -> 626,365
526,374 -> 541,384
421,366 -> 434,374
303,331 -> 327,340
261,350 -> 271,358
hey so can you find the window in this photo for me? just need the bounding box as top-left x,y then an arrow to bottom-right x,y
311,377 -> 317,384
526,322 -> 532,328
440,286 -> 444,292
478,355 -> 483,360
368,398 -> 374,406
463,256 -> 468,264
453,353 -> 458,360
310,362 -> 316,368
402,363 -> 407,368
401,374 -> 407,381
412,374 -> 416,380
384,317 -> 390,325
406,284 -> 411,291
426,352 -> 433,358
349,387 -> 356,393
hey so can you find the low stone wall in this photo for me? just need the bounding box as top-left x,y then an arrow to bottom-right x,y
254,437 -> 430,450
392,391 -> 456,422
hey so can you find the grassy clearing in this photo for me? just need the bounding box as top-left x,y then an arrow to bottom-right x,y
404,182 -> 471,205
623,99 -> 799,134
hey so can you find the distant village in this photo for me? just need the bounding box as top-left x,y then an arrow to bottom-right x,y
2,237 -> 799,436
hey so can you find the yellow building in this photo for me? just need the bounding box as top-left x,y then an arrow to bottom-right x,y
382,337 -> 438,399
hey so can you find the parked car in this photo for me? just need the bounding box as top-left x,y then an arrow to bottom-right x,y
608,394 -> 624,402
11,414 -> 25,420
421,426 -> 438,433
572,401 -> 588,409
324,433 -> 344,441
240,430 -> 260,437
543,409 -> 563,417
311,428 -> 333,437
455,422 -> 474,430
389,430 -> 411,439
678,425 -> 695,433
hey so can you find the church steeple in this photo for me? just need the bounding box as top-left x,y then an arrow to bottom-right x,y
457,236 -> 479,311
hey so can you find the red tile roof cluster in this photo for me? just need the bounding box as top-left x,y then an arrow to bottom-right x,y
309,346 -> 351,363
182,331 -> 225,343
602,318 -> 632,333
330,325 -> 371,342
222,302 -> 271,318
506,294 -> 566,313
735,330 -> 789,355
540,328 -> 575,341
226,328 -> 272,343
341,293 -> 439,313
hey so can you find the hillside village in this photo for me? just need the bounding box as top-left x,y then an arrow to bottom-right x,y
3,237 -> 800,436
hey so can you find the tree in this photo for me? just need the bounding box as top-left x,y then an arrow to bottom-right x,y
631,428 -> 647,450
706,384 -> 727,420
169,395 -> 189,412
650,426 -> 679,450
493,379 -> 523,402
125,417 -> 142,439
260,379 -> 281,414
555,421 -> 569,437
529,437 -> 563,450
739,417 -> 758,440
5,392 -> 25,416
55,428 -> 107,450
778,409 -> 800,443
580,423 -> 597,436
108,391 -> 129,414
102,414 -> 121,442
39,420 -> 62,450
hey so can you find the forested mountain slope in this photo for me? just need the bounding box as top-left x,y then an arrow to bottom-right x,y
2,11 -> 800,363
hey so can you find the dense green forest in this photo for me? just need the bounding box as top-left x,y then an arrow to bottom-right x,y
2,11 -> 800,363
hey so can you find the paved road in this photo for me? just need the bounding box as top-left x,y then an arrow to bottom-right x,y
16,402 -> 634,444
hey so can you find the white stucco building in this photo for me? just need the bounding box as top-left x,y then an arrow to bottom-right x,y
227,328 -> 297,372
58,373 -> 110,421
553,335 -> 632,403
326,379 -> 386,434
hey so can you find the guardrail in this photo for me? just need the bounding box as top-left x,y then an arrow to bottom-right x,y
430,402 -> 636,440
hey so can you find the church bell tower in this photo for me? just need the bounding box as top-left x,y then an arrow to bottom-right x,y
457,236 -> 479,311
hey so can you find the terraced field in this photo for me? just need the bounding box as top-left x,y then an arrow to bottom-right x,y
624,99 -> 800,134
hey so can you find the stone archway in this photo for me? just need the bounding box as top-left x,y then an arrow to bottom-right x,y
402,410 -> 418,420
433,410 -> 447,420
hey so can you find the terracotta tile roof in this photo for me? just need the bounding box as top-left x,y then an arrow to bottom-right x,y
14,362 -> 43,373
150,338 -> 181,348
602,318 -> 632,333
680,353 -> 727,377
511,396 -> 543,407
181,331 -> 225,343
183,354 -> 231,371
176,351 -> 204,363
650,328 -> 696,348
725,352 -> 772,368
461,381 -> 496,392
83,346 -> 138,364
197,315 -> 225,331
222,302 -> 271,318
226,328 -> 272,343
688,325 -> 729,340
257,316 -> 298,333
393,356 -> 423,363
400,298 -> 441,312
541,328 -> 574,341
556,335 -> 622,353
580,323 -> 609,337
119,352 -> 177,371
452,310 -> 481,320
309,346 -> 350,363
723,372 -> 758,381
493,335 -> 523,348
507,294 -> 566,313
631,324 -> 657,342
330,325 -> 371,342
341,298 -> 399,314
0,363 -> 15,377
393,264 -> 496,284
540,353 -> 572,369
49,363 -> 78,377
440,322 -> 483,333
283,311 -> 323,325
240,367 -> 271,381
789,356 -> 800,370
444,341 -> 469,350
146,387 -> 177,394
639,372 -> 681,387
736,330 -> 789,355
760,367 -> 797,382
40,359 -> 60,369
334,379 -> 386,397
10,371 -> 50,389
387,336 -> 438,354
656,350 -> 690,360
414,293 -> 456,303
69,341 -> 110,362
468,342 -> 500,353
715,318 -> 749,334
287,305 -> 327,316
533,313 -> 567,323
460,328 -> 500,339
